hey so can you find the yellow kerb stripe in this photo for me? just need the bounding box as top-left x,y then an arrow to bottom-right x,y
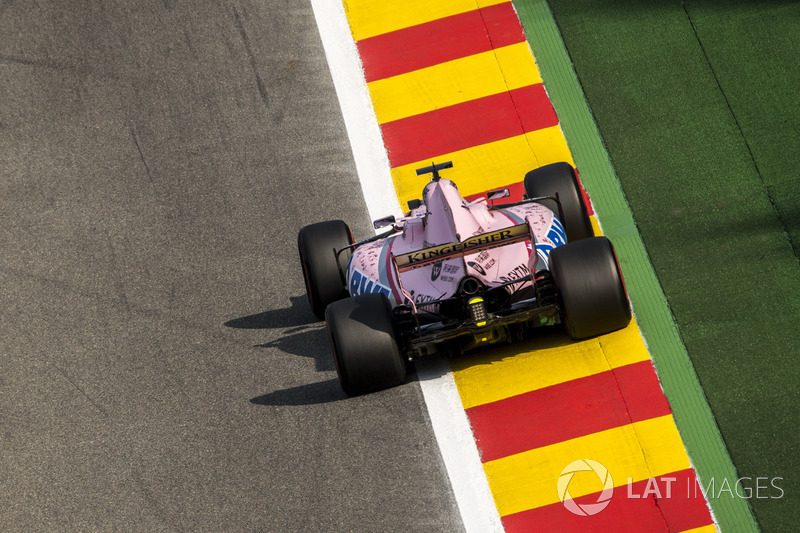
590,215 -> 602,236
345,0 -> 508,41
390,127 -> 574,208
484,415 -> 691,517
369,43 -> 542,124
679,526 -> 718,533
453,320 -> 650,408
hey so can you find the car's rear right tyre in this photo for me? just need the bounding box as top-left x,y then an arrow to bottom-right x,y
326,293 -> 406,396
524,162 -> 594,242
298,220 -> 353,320
549,237 -> 631,340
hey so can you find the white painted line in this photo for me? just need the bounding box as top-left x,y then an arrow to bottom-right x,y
309,1 -> 504,531
414,357 -> 505,533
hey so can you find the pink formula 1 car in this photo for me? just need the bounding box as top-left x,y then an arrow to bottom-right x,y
298,162 -> 631,395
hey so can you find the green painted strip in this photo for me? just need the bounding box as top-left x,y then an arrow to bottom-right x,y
512,1 -> 758,530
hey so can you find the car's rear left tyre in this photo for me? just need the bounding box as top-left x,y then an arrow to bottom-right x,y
549,236 -> 631,340
298,220 -> 354,320
524,162 -> 594,242
326,293 -> 406,396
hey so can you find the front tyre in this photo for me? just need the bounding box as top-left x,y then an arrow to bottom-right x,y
298,220 -> 354,320
549,237 -> 631,340
523,162 -> 594,242
326,293 -> 406,396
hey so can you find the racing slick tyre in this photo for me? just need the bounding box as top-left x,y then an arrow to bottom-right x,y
325,293 -> 406,396
549,237 -> 631,340
523,162 -> 594,242
298,220 -> 354,320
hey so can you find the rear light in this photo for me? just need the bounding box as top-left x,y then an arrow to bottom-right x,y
468,297 -> 488,327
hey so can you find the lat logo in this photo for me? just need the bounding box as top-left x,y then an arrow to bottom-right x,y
557,459 -> 614,516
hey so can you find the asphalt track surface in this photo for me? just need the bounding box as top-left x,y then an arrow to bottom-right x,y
0,2 -> 463,530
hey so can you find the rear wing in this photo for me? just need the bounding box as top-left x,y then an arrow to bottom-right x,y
393,223 -> 530,273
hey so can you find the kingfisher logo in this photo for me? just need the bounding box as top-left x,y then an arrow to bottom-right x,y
557,459 -> 614,516
394,224 -> 529,268
349,268 -> 391,298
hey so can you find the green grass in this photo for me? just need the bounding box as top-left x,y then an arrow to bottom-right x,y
535,1 -> 800,530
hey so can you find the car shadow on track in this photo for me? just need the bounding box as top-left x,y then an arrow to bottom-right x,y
252,326 -> 334,372
225,295 -> 349,405
224,295 -> 318,329
249,378 -> 347,406
224,295 -> 332,371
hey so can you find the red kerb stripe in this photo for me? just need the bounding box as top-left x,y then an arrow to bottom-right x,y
381,84 -> 557,168
466,360 -> 672,462
357,2 -> 525,82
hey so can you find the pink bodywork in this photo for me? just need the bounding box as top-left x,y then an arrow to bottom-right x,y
346,179 -> 567,307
